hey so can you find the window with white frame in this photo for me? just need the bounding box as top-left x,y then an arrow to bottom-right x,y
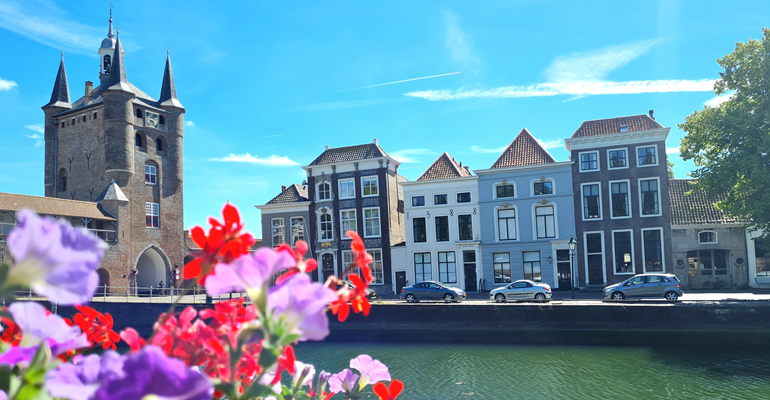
412,196 -> 425,207
610,181 -> 631,218
364,208 -> 380,237
637,146 -> 657,166
457,192 -> 471,203
438,251 -> 457,283
342,250 -> 356,280
533,181 -> 553,195
639,178 -> 660,216
339,179 -> 355,199
642,228 -> 664,272
435,216 -> 449,242
434,194 -> 448,205
317,182 -> 331,200
370,249 -> 383,284
586,232 -> 604,281
341,210 -> 356,235
271,218 -> 285,247
458,214 -> 473,241
290,217 -> 304,244
522,251 -> 542,281
580,151 -> 599,171
582,183 -> 601,219
319,214 -> 332,240
362,177 -> 378,196
414,253 -> 431,282
535,205 -> 555,239
145,165 -> 157,184
699,231 -> 717,244
497,208 -> 517,240
613,230 -> 634,274
496,184 -> 515,198
413,217 -> 427,243
145,202 -> 159,229
608,149 -> 628,169
493,252 -> 511,283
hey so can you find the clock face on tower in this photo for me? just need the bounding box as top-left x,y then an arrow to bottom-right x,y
145,112 -> 159,128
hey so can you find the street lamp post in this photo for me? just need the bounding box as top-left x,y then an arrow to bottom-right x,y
568,236 -> 577,300
0,234 -> 6,266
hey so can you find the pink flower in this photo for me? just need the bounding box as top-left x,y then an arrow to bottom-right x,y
350,354 -> 391,389
328,369 -> 359,394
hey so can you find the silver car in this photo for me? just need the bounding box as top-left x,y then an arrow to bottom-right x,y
490,280 -> 552,302
400,281 -> 466,303
603,273 -> 683,301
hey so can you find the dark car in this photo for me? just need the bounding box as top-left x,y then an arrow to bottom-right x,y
400,281 -> 466,303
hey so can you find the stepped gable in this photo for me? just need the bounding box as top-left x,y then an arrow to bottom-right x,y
571,114 -> 663,138
417,152 -> 472,181
490,128 -> 556,169
266,184 -> 310,205
669,179 -> 739,225
309,143 -> 389,166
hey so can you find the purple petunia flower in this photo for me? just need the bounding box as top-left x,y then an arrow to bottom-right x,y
92,346 -> 213,400
46,352 -> 124,400
293,360 -> 316,388
328,369 -> 359,394
0,302 -> 90,366
205,248 -> 294,298
350,354 -> 391,389
6,209 -> 108,305
267,273 -> 338,341
0,389 -> 6,400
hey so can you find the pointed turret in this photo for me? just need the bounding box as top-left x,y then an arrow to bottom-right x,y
105,31 -> 133,93
42,54 -> 71,109
158,50 -> 184,109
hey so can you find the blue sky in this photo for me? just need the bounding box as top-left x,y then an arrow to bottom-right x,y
0,0 -> 768,238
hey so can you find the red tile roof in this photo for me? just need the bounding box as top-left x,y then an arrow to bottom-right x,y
490,129 -> 556,169
571,114 -> 663,138
417,153 -> 472,181
0,192 -> 116,220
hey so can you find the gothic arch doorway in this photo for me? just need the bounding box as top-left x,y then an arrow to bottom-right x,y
135,246 -> 169,293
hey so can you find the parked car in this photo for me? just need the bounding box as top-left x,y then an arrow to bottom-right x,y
400,281 -> 466,303
490,280 -> 552,302
603,274 -> 683,301
342,280 -> 376,299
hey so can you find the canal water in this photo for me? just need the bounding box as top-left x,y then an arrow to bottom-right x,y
296,343 -> 770,399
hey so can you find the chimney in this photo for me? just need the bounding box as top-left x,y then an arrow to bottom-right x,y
649,109 -> 655,120
373,139 -> 378,145
85,81 -> 93,103
324,145 -> 330,151
281,185 -> 286,192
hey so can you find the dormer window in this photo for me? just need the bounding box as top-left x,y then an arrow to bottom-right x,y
620,125 -> 629,132
136,109 -> 143,118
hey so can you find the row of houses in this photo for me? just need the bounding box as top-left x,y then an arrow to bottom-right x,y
258,112 -> 770,295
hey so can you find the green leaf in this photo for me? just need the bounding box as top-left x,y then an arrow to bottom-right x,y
240,382 -> 278,399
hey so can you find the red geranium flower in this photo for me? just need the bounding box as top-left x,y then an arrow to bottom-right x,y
275,240 -> 318,285
72,305 -> 121,350
373,380 -> 404,400
184,203 -> 256,284
0,316 -> 22,346
330,231 -> 374,322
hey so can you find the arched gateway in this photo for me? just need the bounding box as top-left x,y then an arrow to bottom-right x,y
134,246 -> 170,293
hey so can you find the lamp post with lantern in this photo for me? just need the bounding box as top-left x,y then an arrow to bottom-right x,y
569,236 -> 577,299
0,234 -> 6,266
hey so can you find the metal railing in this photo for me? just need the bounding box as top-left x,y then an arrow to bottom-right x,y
13,286 -> 251,304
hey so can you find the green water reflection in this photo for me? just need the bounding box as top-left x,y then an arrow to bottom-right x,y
295,343 -> 770,399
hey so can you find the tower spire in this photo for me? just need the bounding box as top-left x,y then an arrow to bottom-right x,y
42,53 -> 72,109
158,50 -> 184,109
105,30 -> 132,93
108,2 -> 114,39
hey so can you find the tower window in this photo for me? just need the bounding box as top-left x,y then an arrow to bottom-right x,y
159,115 -> 165,125
135,134 -> 144,147
156,138 -> 164,152
61,121 -> 65,128
93,112 -> 98,120
58,168 -> 67,192
71,118 -> 75,125
103,55 -> 111,74
145,202 -> 160,229
136,109 -> 143,118
82,115 -> 87,122
145,165 -> 157,185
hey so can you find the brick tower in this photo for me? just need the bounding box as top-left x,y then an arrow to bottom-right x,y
40,11 -> 186,292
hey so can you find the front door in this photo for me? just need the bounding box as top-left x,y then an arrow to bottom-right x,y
463,250 -> 477,292
322,253 -> 334,283
556,250 -> 571,290
587,254 -> 604,285
395,271 -> 407,294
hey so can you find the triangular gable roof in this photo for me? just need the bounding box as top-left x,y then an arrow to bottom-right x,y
95,179 -> 129,202
266,184 -> 310,205
490,129 -> 556,169
417,152 -> 472,181
571,114 -> 663,138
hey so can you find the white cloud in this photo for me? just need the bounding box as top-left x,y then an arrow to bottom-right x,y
0,78 -> 18,91
536,138 -> 563,150
186,121 -> 195,127
443,10 -> 480,68
208,153 -> 299,167
25,134 -> 43,147
389,149 -> 436,163
704,93 -> 734,107
545,39 -> 660,82
25,124 -> 43,133
259,134 -> 283,139
666,147 -> 680,155
470,145 -> 507,154
405,79 -> 716,101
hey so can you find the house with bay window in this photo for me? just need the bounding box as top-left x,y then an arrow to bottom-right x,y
475,129 -> 576,291
399,153 -> 480,293
256,184 -> 311,251
566,112 -> 673,287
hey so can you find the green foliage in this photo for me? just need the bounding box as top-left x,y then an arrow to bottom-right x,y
679,28 -> 770,237
667,160 -> 675,179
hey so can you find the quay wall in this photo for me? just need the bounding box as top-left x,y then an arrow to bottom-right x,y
42,301 -> 770,348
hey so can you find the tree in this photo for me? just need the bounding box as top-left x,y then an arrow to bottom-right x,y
679,28 -> 770,237
667,160 -> 675,179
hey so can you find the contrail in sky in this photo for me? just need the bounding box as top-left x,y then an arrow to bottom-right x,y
337,71 -> 462,92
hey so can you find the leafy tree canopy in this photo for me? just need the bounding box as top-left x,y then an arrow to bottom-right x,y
680,28 -> 770,237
